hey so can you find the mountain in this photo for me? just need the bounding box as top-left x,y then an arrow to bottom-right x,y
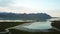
0,12 -> 51,21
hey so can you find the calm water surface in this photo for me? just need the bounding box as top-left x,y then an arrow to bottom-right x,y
22,21 -> 52,29
11,18 -> 60,32
12,21 -> 52,32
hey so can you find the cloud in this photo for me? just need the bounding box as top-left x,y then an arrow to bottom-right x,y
0,0 -> 14,7
0,0 -> 60,17
45,10 -> 60,17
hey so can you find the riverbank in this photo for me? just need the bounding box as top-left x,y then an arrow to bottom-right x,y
0,22 -> 32,32
51,20 -> 60,32
0,20 -> 60,34
8,21 -> 60,34
9,29 -> 60,34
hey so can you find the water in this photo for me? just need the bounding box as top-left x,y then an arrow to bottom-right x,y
0,18 -> 60,34
12,21 -> 52,32
12,17 -> 60,32
22,21 -> 52,29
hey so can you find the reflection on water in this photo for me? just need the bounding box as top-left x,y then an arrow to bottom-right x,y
13,18 -> 60,32
22,21 -> 52,29
0,18 -> 60,34
12,21 -> 52,32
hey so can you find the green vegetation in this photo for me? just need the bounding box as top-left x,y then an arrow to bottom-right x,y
0,22 -> 60,34
9,29 -> 60,34
0,22 -> 28,31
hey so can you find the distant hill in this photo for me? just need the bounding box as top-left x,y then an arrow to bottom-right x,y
0,12 -> 51,21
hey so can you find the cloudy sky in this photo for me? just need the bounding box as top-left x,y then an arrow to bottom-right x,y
0,0 -> 60,17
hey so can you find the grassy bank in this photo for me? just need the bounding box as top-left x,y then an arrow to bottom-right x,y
0,22 -> 30,31
9,29 -> 60,34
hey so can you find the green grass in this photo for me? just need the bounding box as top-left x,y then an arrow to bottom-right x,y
9,29 -> 60,34
0,22 -> 60,34
0,22 -> 29,31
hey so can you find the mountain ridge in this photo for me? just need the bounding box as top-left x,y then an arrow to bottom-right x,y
0,12 -> 51,21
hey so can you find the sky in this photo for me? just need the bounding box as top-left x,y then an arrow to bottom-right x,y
0,0 -> 60,17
